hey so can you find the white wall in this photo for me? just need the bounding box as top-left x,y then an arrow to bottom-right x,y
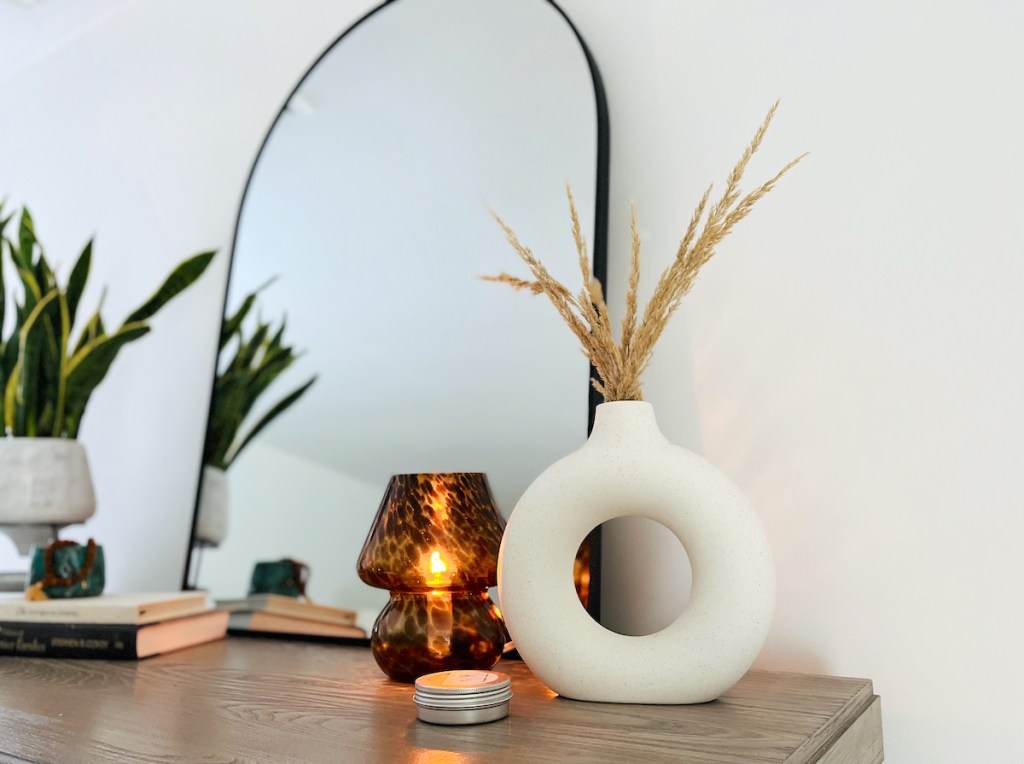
2,1 -> 1021,761
563,1 -> 1023,761
0,0 -> 378,586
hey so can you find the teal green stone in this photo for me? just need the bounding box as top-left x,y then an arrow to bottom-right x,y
28,544 -> 105,598
248,560 -> 303,597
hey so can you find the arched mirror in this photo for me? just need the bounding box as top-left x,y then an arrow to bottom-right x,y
184,0 -> 609,636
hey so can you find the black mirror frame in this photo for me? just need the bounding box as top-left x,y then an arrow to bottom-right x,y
182,0 -> 611,624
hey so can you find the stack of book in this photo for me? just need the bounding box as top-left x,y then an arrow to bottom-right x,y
0,592 -> 229,660
217,594 -> 366,639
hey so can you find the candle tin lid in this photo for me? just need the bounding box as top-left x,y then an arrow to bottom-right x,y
414,670 -> 512,726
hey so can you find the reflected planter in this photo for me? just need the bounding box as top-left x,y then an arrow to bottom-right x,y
195,466 -> 229,547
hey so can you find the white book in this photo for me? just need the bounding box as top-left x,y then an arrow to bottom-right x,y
0,592 -> 210,625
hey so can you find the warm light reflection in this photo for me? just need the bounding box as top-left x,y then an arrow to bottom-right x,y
426,590 -> 454,658
428,480 -> 450,524
411,750 -> 472,764
424,549 -> 455,657
574,537 -> 591,610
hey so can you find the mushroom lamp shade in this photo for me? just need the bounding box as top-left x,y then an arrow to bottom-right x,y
357,473 -> 507,682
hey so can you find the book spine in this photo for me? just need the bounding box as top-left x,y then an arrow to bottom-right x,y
0,622 -> 140,659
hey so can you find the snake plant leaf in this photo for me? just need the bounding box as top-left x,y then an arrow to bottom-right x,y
16,208 -> 35,270
1,369 -> 12,434
16,288 -> 60,435
33,246 -> 55,296
72,286 -> 107,357
3,288 -> 59,435
51,293 -> 71,436
246,347 -> 296,404
0,231 -> 5,425
220,292 -> 258,350
0,206 -> 9,375
265,319 -> 287,356
65,240 -> 92,329
36,263 -> 63,375
0,236 -> 6,348
218,276 -> 278,351
123,250 -> 215,325
203,369 -> 251,468
229,321 -> 270,374
63,322 -> 150,438
36,304 -> 62,434
2,203 -> 213,438
1,328 -> 19,433
204,285 -> 316,470
72,310 -> 105,356
16,263 -> 42,311
65,320 -> 148,379
225,375 -> 317,469
1,330 -> 17,382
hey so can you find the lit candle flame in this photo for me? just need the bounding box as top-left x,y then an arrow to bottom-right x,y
430,551 -> 447,576
425,549 -> 453,588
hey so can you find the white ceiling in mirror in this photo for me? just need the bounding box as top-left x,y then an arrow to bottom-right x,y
194,0 -> 602,616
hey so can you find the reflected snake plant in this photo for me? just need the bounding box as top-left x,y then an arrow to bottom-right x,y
0,201 -> 215,438
202,285 -> 316,471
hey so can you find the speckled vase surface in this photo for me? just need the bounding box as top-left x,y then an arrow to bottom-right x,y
497,401 -> 775,704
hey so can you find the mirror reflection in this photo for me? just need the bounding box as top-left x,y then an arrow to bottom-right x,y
188,0 -> 603,633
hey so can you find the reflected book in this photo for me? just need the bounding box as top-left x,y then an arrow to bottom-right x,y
215,594 -> 357,626
228,610 -> 365,639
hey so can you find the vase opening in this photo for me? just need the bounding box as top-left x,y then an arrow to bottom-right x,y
572,534 -> 593,612
578,518 -> 692,636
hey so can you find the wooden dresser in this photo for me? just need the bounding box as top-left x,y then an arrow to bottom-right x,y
0,638 -> 883,763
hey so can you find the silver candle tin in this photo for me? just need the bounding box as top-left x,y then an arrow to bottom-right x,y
413,670 -> 512,725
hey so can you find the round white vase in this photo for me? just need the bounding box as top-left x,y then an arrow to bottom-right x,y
0,438 -> 97,527
195,466 -> 229,547
497,401 -> 775,704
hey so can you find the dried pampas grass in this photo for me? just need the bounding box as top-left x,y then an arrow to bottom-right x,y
484,102 -> 805,402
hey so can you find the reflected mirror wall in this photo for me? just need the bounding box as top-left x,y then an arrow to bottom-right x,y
185,0 -> 608,631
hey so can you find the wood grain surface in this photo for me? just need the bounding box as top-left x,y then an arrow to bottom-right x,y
0,638 -> 882,763
818,697 -> 884,764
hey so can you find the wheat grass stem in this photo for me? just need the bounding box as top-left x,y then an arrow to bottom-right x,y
484,104 -> 803,402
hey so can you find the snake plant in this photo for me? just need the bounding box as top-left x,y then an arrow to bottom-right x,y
202,287 -> 316,471
0,201 -> 215,438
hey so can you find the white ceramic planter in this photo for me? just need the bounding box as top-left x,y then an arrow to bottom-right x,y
497,401 -> 775,704
0,438 -> 97,527
195,466 -> 229,546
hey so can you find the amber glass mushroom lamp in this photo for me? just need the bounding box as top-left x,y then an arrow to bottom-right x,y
357,473 -> 507,682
